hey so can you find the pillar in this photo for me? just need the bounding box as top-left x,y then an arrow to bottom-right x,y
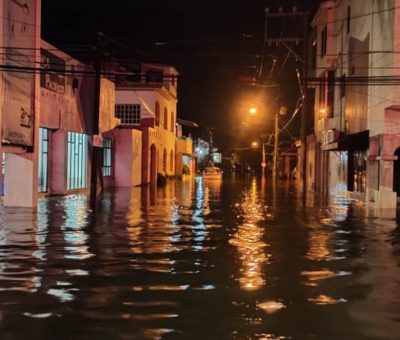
4,153 -> 37,207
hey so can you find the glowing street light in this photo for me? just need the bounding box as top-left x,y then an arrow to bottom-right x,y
249,107 -> 257,116
251,141 -> 258,148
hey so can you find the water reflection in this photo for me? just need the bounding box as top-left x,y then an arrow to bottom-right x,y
0,177 -> 400,338
230,177 -> 269,290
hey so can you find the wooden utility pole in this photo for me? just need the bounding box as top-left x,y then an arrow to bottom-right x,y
300,14 -> 309,194
273,111 -> 279,179
89,33 -> 104,207
264,8 -> 309,190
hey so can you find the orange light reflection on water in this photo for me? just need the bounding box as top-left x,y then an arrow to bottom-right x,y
229,178 -> 269,291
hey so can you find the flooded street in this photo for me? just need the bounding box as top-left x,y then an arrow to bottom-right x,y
1,175 -> 400,339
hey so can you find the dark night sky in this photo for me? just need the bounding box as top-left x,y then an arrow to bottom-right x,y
41,0 -> 321,151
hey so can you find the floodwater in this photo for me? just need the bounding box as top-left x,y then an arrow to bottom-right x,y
1,175 -> 400,339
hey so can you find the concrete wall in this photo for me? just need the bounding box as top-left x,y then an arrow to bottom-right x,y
99,78 -> 119,133
0,0 -> 42,207
112,129 -> 142,187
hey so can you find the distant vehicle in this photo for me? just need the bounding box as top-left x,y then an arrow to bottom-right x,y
202,166 -> 223,180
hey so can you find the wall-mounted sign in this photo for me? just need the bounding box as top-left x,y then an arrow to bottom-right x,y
92,135 -> 103,147
2,0 -> 36,147
40,49 -> 66,94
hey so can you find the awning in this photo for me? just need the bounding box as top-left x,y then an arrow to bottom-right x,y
177,118 -> 199,128
324,130 -> 369,151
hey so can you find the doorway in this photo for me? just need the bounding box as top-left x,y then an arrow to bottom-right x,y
393,147 -> 400,196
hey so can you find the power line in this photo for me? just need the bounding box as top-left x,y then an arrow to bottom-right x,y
313,5 -> 400,28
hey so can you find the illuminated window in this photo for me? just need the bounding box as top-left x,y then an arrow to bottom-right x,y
155,101 -> 160,126
67,132 -> 88,190
164,107 -> 168,130
38,127 -> 49,193
102,138 -> 112,177
115,104 -> 141,125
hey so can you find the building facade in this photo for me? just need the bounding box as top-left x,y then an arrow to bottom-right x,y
38,41 -> 118,197
309,0 -> 400,209
115,63 -> 179,185
0,1 -> 188,207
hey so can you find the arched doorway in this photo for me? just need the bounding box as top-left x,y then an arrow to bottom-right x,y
150,144 -> 157,185
394,147 -> 400,196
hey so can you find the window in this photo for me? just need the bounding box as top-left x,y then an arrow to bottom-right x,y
102,138 -> 112,177
115,104 -> 141,125
164,107 -> 168,130
353,151 -> 366,193
155,101 -> 160,126
327,70 -> 335,118
170,150 -> 174,172
312,40 -> 317,69
321,25 -> 327,57
67,132 -> 88,190
38,127 -> 49,193
170,111 -> 175,133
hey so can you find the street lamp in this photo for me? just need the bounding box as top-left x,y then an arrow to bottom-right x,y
249,107 -> 257,116
252,140 -> 266,175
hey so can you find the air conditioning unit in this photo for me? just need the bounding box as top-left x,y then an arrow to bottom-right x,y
327,129 -> 340,143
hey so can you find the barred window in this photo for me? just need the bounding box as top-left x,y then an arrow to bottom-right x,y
67,132 -> 88,190
38,127 -> 50,193
163,107 -> 168,130
102,138 -> 112,177
115,104 -> 141,125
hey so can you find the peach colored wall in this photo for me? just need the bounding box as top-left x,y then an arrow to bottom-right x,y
99,78 -> 119,133
112,129 -> 142,187
4,154 -> 34,207
50,130 -> 67,194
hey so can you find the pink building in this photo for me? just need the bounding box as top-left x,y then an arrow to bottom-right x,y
0,0 -> 42,207
0,35 -> 119,206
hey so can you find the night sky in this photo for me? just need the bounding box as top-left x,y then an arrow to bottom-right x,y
41,0 -> 321,151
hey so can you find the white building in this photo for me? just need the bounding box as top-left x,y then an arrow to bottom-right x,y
309,0 -> 400,210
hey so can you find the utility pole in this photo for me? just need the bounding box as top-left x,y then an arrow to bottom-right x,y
273,111 -> 279,180
261,142 -> 266,175
272,106 -> 287,180
90,32 -> 105,207
264,7 -> 309,190
260,132 -> 267,175
300,14 -> 309,194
